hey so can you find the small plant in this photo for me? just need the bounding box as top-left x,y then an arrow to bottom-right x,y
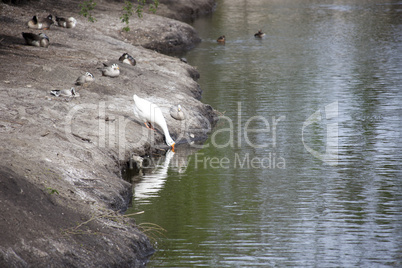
135,0 -> 145,18
46,187 -> 59,195
79,0 -> 97,23
121,1 -> 134,32
78,0 -> 159,31
62,210 -> 146,236
138,222 -> 166,243
121,0 -> 159,32
136,0 -> 159,17
149,0 -> 159,14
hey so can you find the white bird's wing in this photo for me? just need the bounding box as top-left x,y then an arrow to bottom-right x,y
153,105 -> 168,130
133,94 -> 153,122
133,94 -> 166,129
133,94 -> 175,146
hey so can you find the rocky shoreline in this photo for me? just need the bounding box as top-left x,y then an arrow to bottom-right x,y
0,0 -> 217,266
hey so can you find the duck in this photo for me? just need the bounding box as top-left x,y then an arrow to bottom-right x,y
22,32 -> 49,48
75,72 -> 95,85
98,63 -> 120,77
27,15 -> 54,30
254,29 -> 265,38
50,87 -> 79,97
55,16 -> 77,28
170,105 -> 185,121
119,53 -> 136,66
217,35 -> 226,43
132,94 -> 175,150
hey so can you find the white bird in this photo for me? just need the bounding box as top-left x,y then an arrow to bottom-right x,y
50,87 -> 79,97
98,63 -> 120,77
133,94 -> 175,150
170,104 -> 185,120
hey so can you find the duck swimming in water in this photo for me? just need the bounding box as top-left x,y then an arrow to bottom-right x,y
132,94 -> 175,150
254,29 -> 265,38
217,35 -> 226,43
22,32 -> 49,48
27,15 -> 54,30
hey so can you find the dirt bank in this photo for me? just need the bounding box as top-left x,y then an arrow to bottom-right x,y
0,0 -> 217,266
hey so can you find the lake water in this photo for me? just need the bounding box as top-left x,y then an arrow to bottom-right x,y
126,1 -> 402,266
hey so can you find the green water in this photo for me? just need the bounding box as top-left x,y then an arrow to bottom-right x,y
127,1 -> 402,266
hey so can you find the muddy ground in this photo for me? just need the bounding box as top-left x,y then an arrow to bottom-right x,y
0,0 -> 217,267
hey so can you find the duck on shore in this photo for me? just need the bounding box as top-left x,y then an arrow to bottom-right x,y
98,63 -> 120,77
75,72 -> 95,85
55,16 -> 77,28
50,87 -> 79,97
27,15 -> 54,30
119,53 -> 136,66
22,32 -> 49,48
170,105 -> 185,121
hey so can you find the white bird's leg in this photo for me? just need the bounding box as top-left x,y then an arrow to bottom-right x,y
144,122 -> 155,130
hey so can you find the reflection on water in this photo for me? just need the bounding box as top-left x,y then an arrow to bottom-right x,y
127,0 -> 402,267
133,150 -> 175,202
127,145 -> 201,203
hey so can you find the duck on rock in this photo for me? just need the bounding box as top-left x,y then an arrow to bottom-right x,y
98,63 -> 120,77
170,105 -> 185,121
27,15 -> 54,30
75,72 -> 95,85
22,32 -> 49,48
119,53 -> 136,66
55,16 -> 77,28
